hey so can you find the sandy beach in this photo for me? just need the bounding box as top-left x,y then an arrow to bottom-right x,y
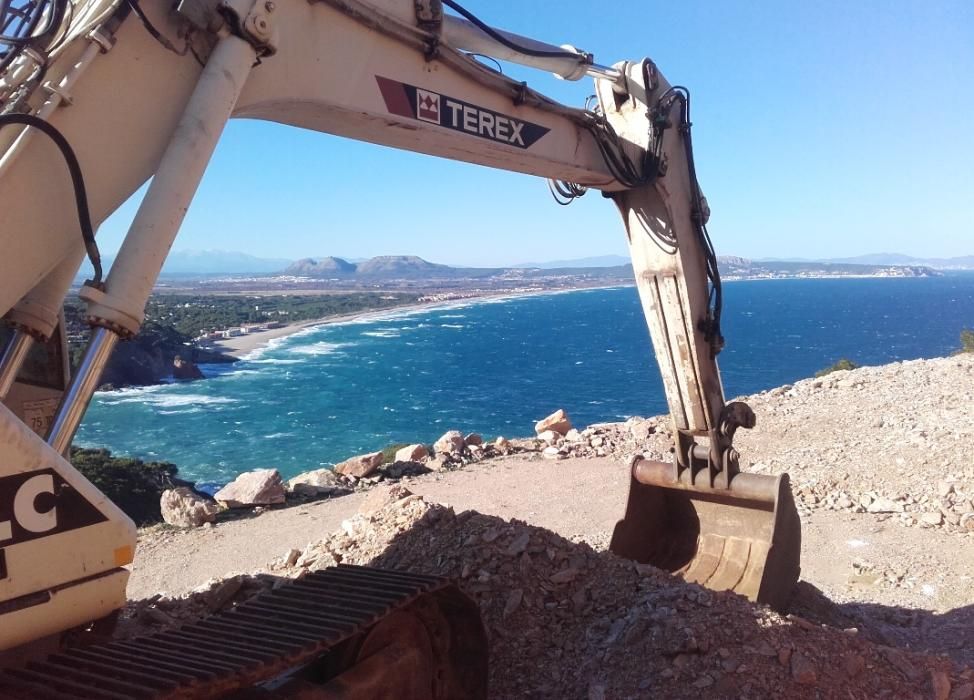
206,300 -> 459,358
205,286 -> 624,358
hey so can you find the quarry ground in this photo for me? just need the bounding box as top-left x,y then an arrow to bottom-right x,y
126,354 -> 974,698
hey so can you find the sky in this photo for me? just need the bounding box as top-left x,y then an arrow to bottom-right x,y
96,0 -> 973,267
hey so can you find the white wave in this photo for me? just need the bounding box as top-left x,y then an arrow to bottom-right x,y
440,324 -> 464,329
158,408 -> 203,415
238,334 -> 291,361
288,341 -> 348,356
222,369 -> 261,378
263,432 -> 295,439
102,392 -> 239,408
248,357 -> 302,365
362,329 -> 400,338
438,314 -> 466,319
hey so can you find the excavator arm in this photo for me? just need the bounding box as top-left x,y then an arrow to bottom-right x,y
0,0 -> 799,674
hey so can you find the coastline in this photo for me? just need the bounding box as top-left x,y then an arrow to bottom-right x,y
206,285 -> 628,359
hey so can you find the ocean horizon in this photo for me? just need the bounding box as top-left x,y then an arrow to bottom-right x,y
76,275 -> 974,488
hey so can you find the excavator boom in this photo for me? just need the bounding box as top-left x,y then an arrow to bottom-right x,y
0,0 -> 801,691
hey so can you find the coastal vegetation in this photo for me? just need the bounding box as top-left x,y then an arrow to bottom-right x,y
70,447 -> 187,525
814,358 -> 860,377
958,329 -> 974,354
61,291 -> 421,386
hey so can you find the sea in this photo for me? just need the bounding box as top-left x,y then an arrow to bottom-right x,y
75,275 -> 974,489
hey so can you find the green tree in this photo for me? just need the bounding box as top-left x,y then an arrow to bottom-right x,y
70,447 -> 184,525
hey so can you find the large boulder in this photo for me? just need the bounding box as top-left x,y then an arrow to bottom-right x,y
214,469 -> 286,507
535,409 -> 572,436
160,487 -> 219,527
172,355 -> 204,380
288,468 -> 345,497
394,444 -> 429,463
434,430 -> 465,455
334,451 -> 384,478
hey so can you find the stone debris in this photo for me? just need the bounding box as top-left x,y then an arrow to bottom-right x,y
159,487 -> 219,528
333,451 -> 384,478
535,408 -> 572,436
213,469 -> 286,507
251,494 -> 959,698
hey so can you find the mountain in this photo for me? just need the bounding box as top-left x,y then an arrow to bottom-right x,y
356,255 -> 452,277
80,250 -> 294,277
159,250 -> 292,274
821,254 -> 974,269
716,256 -> 940,279
511,255 -> 632,269
283,257 -> 356,276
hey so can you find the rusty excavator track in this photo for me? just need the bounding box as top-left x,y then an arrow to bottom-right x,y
0,565 -> 488,699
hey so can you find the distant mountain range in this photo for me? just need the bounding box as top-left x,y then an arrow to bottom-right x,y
78,249 -> 970,278
760,253 -> 974,270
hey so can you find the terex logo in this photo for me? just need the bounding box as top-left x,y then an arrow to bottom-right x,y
376,76 -> 550,149
0,469 -> 106,549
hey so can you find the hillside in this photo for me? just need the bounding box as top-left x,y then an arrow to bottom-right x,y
124,355 -> 974,697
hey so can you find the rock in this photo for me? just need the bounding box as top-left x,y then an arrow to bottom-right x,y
844,653 -> 866,677
535,409 -> 572,436
463,433 -> 483,446
434,430 -> 465,454
394,444 -> 429,463
359,484 -> 414,516
506,532 -> 531,556
790,651 -> 816,685
950,682 -> 974,700
564,428 -> 582,442
921,511 -> 944,526
961,513 -> 974,531
204,578 -> 243,611
939,481 -> 957,497
288,468 -> 344,497
334,451 -> 384,478
503,588 -> 523,618
426,455 -> 451,471
538,430 -> 561,445
283,548 -> 301,567
542,446 -> 566,460
550,568 -> 580,584
627,418 -> 656,441
160,487 -> 218,527
867,498 -> 904,514
494,436 -> 512,453
214,469 -> 286,507
468,444 -> 485,460
930,670 -> 952,700
172,355 -> 204,380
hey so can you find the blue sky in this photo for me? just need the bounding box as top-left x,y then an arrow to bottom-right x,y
97,0 -> 973,266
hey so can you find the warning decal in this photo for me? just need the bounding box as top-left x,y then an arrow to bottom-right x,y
376,76 -> 550,149
0,469 -> 107,548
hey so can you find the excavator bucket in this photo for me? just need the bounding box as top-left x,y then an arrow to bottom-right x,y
610,458 -> 801,611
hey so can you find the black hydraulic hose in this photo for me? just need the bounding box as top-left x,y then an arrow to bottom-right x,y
0,113 -> 102,284
441,0 -> 584,61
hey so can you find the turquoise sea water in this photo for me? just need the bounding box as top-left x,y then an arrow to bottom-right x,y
76,275 -> 974,488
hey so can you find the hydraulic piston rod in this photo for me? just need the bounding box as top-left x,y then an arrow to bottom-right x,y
441,14 -> 622,85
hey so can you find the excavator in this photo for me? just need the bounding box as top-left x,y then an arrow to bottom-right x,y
0,0 -> 802,695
